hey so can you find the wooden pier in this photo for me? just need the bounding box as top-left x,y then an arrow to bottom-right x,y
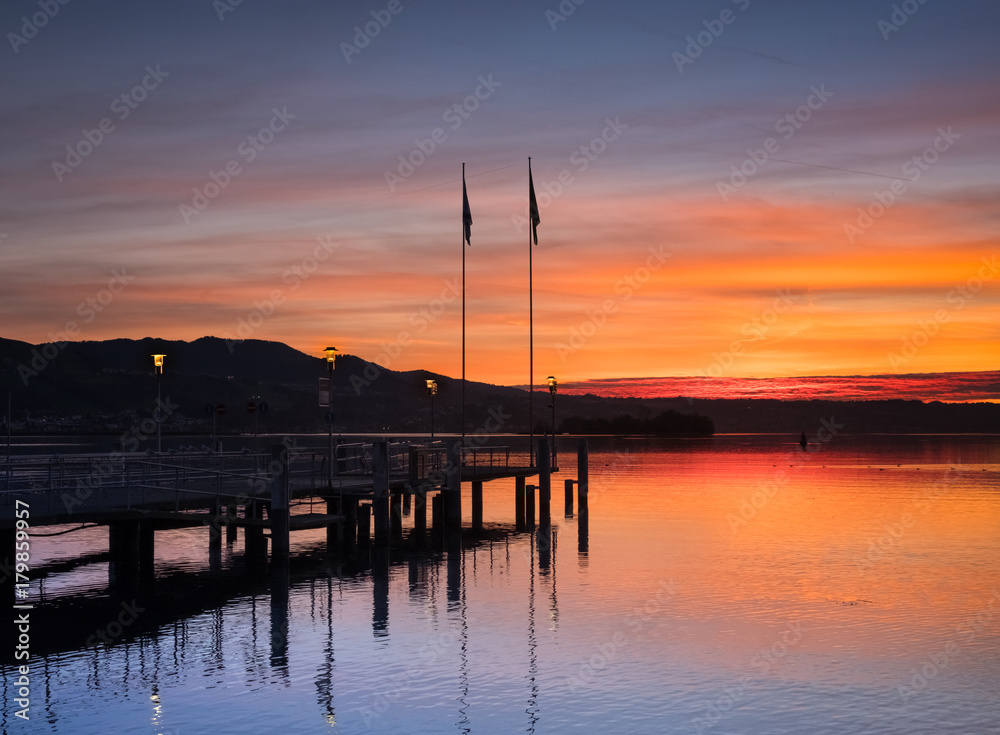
0,437 -> 589,594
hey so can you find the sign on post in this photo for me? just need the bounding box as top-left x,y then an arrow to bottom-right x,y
319,378 -> 331,407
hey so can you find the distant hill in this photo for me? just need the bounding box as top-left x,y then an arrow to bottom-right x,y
0,336 -> 997,437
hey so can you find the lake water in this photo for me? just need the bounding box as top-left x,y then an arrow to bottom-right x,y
4,433 -> 1000,734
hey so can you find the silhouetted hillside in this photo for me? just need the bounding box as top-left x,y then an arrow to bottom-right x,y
0,337 -> 996,436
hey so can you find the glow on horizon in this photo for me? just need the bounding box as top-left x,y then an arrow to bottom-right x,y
0,1 -> 997,393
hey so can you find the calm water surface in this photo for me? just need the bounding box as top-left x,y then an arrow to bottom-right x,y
5,434 -> 1000,734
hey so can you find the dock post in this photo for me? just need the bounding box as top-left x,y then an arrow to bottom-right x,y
564,479 -> 575,517
515,477 -> 526,531
326,497 -> 339,550
109,521 -> 140,588
209,499 -> 223,555
431,493 -> 443,528
269,444 -> 290,558
537,439 -> 551,528
472,480 -> 483,531
402,491 -> 411,516
226,503 -> 238,544
245,501 -> 267,565
343,496 -> 358,548
373,441 -> 390,544
525,484 -> 535,529
413,485 -> 427,537
357,503 -> 371,545
577,438 -> 589,515
139,523 -> 155,583
445,440 -> 462,529
390,493 -> 403,539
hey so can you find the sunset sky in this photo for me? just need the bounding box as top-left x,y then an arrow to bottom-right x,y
1,0 -> 997,389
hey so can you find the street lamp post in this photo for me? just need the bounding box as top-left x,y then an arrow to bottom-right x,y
547,375 -> 557,468
324,347 -> 338,487
426,379 -> 437,438
152,354 -> 166,453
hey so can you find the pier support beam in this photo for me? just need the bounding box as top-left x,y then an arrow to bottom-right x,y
245,501 -> 267,569
402,492 -> 411,516
326,498 -> 339,551
109,521 -> 140,587
413,485 -> 427,538
471,480 -> 483,531
565,479 -> 575,517
537,439 -> 551,528
226,503 -> 238,544
139,523 -> 155,583
445,441 -> 462,529
343,497 -> 358,548
515,477 -> 526,531
373,441 -> 390,545
577,438 -> 589,516
525,484 -> 535,529
390,493 -> 403,540
357,504 -> 371,545
269,444 -> 290,559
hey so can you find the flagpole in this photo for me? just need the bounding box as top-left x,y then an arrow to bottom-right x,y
462,162 -> 466,442
528,157 -> 534,468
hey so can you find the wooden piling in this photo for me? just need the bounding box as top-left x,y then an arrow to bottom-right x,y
515,476 -> 526,531
472,480 -> 483,531
357,503 -> 371,545
326,498 -> 339,550
226,503 -> 238,543
373,441 -> 390,544
564,479 -> 575,517
445,440 -> 462,528
538,439 -> 551,527
414,485 -> 427,536
269,444 -> 290,558
577,438 -> 589,514
402,492 -> 411,516
525,484 -> 535,528
390,493 -> 403,539
343,496 -> 358,547
139,523 -> 155,583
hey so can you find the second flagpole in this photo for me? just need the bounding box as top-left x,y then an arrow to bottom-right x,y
462,163 -> 466,442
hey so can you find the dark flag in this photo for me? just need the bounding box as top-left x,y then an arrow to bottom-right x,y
463,167 -> 473,246
528,160 -> 540,245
